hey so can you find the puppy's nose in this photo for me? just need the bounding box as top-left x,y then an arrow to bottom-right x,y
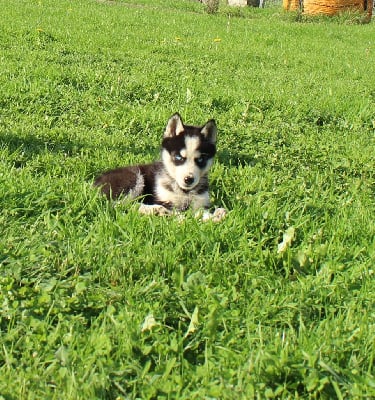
184,175 -> 195,186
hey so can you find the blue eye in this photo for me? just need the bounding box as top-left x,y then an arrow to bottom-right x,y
195,155 -> 207,167
173,153 -> 185,164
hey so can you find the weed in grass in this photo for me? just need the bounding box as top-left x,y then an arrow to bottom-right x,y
204,0 -> 220,14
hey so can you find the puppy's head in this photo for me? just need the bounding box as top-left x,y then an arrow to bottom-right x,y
162,113 -> 217,191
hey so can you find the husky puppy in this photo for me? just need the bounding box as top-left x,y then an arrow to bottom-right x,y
94,113 -> 226,220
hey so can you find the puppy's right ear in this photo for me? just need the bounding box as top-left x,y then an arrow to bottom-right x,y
201,119 -> 217,144
164,113 -> 185,138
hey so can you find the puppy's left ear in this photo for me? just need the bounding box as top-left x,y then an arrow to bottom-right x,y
201,119 -> 217,144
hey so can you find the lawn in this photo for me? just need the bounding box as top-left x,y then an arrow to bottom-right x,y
0,0 -> 374,398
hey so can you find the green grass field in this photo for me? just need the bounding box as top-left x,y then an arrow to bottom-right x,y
1,0 -> 375,398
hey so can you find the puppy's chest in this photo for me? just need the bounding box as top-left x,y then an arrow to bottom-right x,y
155,181 -> 193,210
154,176 -> 209,210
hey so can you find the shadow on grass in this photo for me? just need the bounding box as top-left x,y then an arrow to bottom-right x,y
1,132 -> 155,169
1,132 -> 85,164
217,148 -> 257,168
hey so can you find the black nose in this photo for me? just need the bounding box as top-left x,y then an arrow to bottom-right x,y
184,176 -> 194,186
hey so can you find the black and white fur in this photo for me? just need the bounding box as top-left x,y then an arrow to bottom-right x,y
94,113 -> 226,220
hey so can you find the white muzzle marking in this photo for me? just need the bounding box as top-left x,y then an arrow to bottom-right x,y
175,137 -> 202,190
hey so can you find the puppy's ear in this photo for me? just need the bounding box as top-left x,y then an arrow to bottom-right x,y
201,119 -> 217,144
164,113 -> 185,137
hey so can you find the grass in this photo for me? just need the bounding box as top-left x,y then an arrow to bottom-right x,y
0,0 -> 374,398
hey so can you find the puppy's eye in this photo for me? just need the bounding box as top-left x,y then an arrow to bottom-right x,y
195,155 -> 207,167
173,153 -> 185,164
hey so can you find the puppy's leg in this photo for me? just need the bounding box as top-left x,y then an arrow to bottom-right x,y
211,207 -> 227,222
138,204 -> 172,216
196,207 -> 227,223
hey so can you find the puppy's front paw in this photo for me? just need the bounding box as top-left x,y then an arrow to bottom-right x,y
138,204 -> 171,216
198,207 -> 227,223
212,207 -> 227,222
